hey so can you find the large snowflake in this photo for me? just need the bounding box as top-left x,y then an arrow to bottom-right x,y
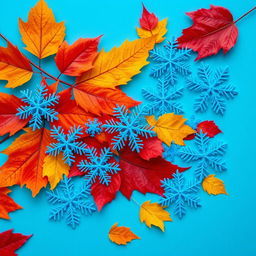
179,131 -> 227,181
186,63 -> 238,115
16,85 -> 59,130
150,40 -> 192,85
142,79 -> 184,115
102,105 -> 155,152
78,147 -> 120,185
47,177 -> 96,229
159,171 -> 201,219
46,125 -> 88,166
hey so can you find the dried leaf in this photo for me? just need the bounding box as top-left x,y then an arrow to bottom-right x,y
202,174 -> 228,195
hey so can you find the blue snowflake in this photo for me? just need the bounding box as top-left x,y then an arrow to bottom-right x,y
142,79 -> 184,115
150,40 -> 192,85
186,63 -> 238,115
78,147 -> 120,186
16,85 -> 59,131
163,143 -> 181,162
159,171 -> 201,219
102,105 -> 155,152
85,118 -> 102,137
179,131 -> 227,181
47,177 -> 96,229
46,125 -> 88,166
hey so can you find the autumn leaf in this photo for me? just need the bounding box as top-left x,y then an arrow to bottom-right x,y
177,5 -> 238,60
197,120 -> 222,138
139,5 -> 158,31
202,174 -> 228,195
140,200 -> 172,231
73,84 -> 140,115
19,0 -> 65,59
146,113 -> 196,146
43,153 -> 70,190
109,223 -> 140,245
0,230 -> 32,256
55,37 -> 101,76
119,147 -> 188,199
139,137 -> 163,160
0,93 -> 29,136
76,36 -> 156,89
0,188 -> 22,219
137,18 -> 168,43
0,42 -> 32,88
0,128 -> 51,196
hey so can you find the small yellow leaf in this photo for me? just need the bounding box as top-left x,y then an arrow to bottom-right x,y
140,200 -> 172,232
137,18 -> 168,43
108,223 -> 140,245
202,174 -> 228,195
43,153 -> 70,190
19,0 -> 65,59
146,113 -> 196,146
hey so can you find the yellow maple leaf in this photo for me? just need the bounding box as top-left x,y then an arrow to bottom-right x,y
43,153 -> 70,190
108,223 -> 140,245
146,113 -> 196,146
136,18 -> 168,43
19,0 -> 65,59
76,36 -> 156,89
140,200 -> 172,232
202,174 -> 228,195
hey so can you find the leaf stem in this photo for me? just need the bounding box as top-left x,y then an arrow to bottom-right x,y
234,6 -> 256,23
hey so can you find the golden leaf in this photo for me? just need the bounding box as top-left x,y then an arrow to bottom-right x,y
140,200 -> 172,231
202,174 -> 228,195
146,113 -> 196,146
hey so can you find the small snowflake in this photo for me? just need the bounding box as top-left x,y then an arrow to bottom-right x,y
47,177 -> 96,229
46,125 -> 88,166
85,118 -> 102,137
16,85 -> 59,130
159,171 -> 201,219
179,131 -> 227,181
142,79 -> 184,115
78,147 -> 120,185
102,105 -> 155,152
186,63 -> 238,115
150,40 -> 192,85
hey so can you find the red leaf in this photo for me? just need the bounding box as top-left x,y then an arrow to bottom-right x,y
197,120 -> 222,137
0,188 -> 22,220
0,93 -> 29,136
55,37 -> 101,76
0,229 -> 32,256
119,147 -> 188,199
139,137 -> 163,160
140,4 -> 158,31
177,5 -> 238,60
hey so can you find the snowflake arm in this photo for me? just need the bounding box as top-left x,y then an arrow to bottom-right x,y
85,118 -> 102,137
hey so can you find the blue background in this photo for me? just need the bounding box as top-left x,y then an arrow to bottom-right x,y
0,0 -> 256,255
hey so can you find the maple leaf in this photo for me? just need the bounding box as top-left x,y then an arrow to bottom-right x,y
119,147 -> 188,199
140,200 -> 172,231
177,5 -> 238,60
0,128 -> 50,196
197,120 -> 222,138
19,0 -> 65,59
139,5 -> 158,31
0,41 -> 32,88
146,113 -> 196,146
0,93 -> 29,136
76,36 -> 156,89
108,223 -> 140,245
138,137 -> 163,160
0,229 -> 32,256
43,153 -> 70,190
0,188 -> 22,219
55,37 -> 101,76
202,174 -> 228,195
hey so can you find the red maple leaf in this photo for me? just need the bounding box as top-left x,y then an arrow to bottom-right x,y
140,4 -> 158,31
177,5 -> 238,60
197,120 -> 222,138
0,229 -> 32,256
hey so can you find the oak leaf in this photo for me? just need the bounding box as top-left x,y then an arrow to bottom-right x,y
140,200 -> 172,231
0,42 -> 32,88
19,0 -> 65,59
146,113 -> 196,146
109,223 -> 140,245
202,174 -> 228,195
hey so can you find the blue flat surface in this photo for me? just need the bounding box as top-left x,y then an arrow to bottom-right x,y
0,0 -> 256,255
